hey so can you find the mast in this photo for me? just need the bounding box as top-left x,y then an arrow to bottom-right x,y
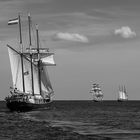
36,24 -> 42,95
18,14 -> 22,48
18,13 -> 25,92
118,85 -> 121,99
124,85 -> 126,94
124,85 -> 127,99
122,85 -> 126,99
122,85 -> 123,93
28,13 -> 34,95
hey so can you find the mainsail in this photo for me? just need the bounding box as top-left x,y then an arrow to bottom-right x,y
8,46 -> 26,92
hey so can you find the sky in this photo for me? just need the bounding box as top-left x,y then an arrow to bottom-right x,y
0,0 -> 140,100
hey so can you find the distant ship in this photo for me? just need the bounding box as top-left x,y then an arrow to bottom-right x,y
90,83 -> 103,102
5,13 -> 56,112
117,85 -> 128,102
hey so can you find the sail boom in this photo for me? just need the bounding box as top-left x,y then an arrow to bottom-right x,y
7,44 -> 20,55
26,47 -> 49,52
23,52 -> 54,59
41,63 -> 56,66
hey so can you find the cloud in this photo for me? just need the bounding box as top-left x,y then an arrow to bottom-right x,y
56,32 -> 89,43
114,26 -> 136,38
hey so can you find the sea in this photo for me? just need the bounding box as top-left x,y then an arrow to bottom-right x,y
0,100 -> 140,140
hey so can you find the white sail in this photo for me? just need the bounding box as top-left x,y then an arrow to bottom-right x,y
41,54 -> 55,66
32,64 -> 40,95
8,47 -> 23,91
27,58 -> 53,96
118,86 -> 128,100
23,56 -> 32,93
98,91 -> 103,96
41,66 -> 54,98
120,91 -> 127,100
123,92 -> 127,100
122,92 -> 125,99
8,46 -> 36,94
119,91 -> 123,99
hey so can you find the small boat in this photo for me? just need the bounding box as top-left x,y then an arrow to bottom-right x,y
90,83 -> 103,102
117,85 -> 128,102
5,13 -> 56,112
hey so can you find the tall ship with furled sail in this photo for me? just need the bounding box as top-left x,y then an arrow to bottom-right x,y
5,13 -> 56,111
90,83 -> 103,102
117,85 -> 128,102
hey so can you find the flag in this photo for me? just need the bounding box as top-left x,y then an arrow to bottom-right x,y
8,18 -> 19,25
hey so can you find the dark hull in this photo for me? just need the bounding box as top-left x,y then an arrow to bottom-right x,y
93,98 -> 103,102
117,99 -> 128,102
93,100 -> 101,102
6,101 -> 51,112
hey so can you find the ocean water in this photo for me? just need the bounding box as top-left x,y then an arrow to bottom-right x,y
0,100 -> 140,140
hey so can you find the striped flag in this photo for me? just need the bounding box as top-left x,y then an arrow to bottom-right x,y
8,18 -> 19,25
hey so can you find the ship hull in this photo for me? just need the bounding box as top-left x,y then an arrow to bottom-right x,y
117,99 -> 128,102
6,100 -> 51,112
93,100 -> 102,102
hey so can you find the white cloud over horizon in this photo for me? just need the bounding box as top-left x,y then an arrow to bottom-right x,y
114,26 -> 136,38
56,32 -> 89,43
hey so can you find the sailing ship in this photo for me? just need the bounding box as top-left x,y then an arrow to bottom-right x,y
5,13 -> 56,112
90,83 -> 103,102
117,85 -> 128,102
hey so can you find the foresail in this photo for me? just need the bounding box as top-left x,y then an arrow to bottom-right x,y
8,46 -> 23,91
41,66 -> 53,98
